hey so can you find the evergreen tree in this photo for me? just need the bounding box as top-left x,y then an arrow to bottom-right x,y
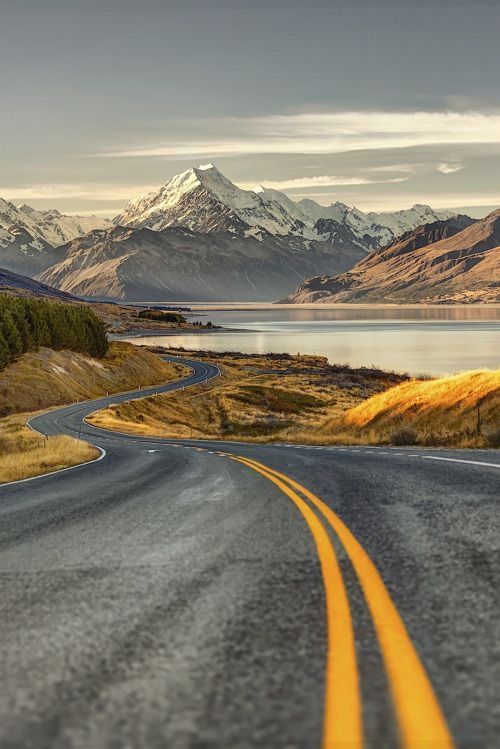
0,296 -> 109,370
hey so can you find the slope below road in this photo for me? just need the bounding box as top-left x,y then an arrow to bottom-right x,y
1,357 -> 498,748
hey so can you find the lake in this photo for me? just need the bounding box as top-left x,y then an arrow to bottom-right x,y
124,305 -> 500,376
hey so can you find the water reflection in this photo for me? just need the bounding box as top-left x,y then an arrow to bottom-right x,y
188,304 -> 500,322
124,306 -> 500,376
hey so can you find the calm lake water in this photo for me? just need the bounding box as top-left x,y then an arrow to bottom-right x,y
125,306 -> 500,376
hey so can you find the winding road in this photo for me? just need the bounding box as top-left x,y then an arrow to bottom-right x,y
1,356 -> 499,749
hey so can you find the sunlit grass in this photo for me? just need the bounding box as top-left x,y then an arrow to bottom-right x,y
0,342 -> 188,481
88,351 -> 404,443
0,415 -> 98,483
89,353 -> 500,449
326,369 -> 500,447
0,342 -> 186,416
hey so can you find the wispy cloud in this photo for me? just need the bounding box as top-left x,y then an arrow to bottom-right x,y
0,183 -> 157,202
367,163 -> 421,174
438,162 -> 464,174
238,174 -> 409,191
300,193 -> 500,213
100,110 -> 500,159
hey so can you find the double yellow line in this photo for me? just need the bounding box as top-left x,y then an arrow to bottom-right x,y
230,454 -> 454,749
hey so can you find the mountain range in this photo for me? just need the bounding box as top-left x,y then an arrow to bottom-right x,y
1,163 -> 495,303
282,211 -> 500,304
40,160 -> 459,301
38,225 -> 361,302
115,163 -> 456,251
0,198 -> 110,277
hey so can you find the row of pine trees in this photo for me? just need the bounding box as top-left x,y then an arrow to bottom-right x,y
0,297 -> 108,370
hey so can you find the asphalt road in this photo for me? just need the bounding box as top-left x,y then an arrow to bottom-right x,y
1,356 -> 499,749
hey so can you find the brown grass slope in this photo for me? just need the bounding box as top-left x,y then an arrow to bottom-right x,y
88,350 -> 500,449
327,369 -> 500,447
0,342 -> 186,482
0,341 -> 185,416
88,350 -> 405,442
0,414 -> 98,484
286,211 -> 500,304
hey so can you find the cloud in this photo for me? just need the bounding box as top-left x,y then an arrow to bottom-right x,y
312,193 -> 500,213
238,174 -> 409,191
0,183 -> 157,202
438,162 -> 463,174
367,163 -> 421,174
100,110 -> 500,159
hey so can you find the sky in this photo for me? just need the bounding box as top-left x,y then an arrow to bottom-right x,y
1,0 -> 499,218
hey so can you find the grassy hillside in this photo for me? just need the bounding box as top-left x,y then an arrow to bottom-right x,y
0,341 -> 186,416
330,369 -> 500,447
0,295 -> 186,482
0,414 -> 98,484
88,349 -> 499,449
88,350 -> 404,442
0,342 -> 186,482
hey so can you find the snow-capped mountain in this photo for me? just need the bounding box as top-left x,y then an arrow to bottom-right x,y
115,163 -> 458,251
0,225 -> 63,277
114,163 -> 308,238
281,213 -> 499,305
0,198 -> 111,247
0,198 -> 112,277
1,164 -> 470,302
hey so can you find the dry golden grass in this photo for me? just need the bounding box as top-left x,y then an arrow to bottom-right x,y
89,350 -> 403,443
88,350 -> 500,448
321,369 -> 500,447
0,342 -> 188,481
0,414 -> 98,483
0,341 -> 186,416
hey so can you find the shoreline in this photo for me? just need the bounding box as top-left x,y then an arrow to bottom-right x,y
122,301 -> 500,312
110,325 -> 249,340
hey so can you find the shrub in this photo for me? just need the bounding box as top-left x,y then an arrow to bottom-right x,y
390,426 -> 418,446
137,309 -> 186,324
485,429 -> 500,448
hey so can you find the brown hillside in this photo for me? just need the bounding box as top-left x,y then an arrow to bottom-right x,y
328,369 -> 500,447
285,211 -> 500,304
0,342 -> 184,416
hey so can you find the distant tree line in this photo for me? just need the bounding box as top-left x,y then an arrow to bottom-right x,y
0,296 -> 108,370
192,320 -> 213,328
137,309 -> 186,323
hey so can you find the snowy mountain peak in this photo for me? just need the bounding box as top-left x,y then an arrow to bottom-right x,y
411,203 -> 434,212
0,198 -> 111,248
115,164 -> 461,251
115,163 -> 298,235
18,203 -> 37,215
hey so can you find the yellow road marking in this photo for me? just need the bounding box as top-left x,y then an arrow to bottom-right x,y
238,456 -> 454,749
231,456 -> 362,749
